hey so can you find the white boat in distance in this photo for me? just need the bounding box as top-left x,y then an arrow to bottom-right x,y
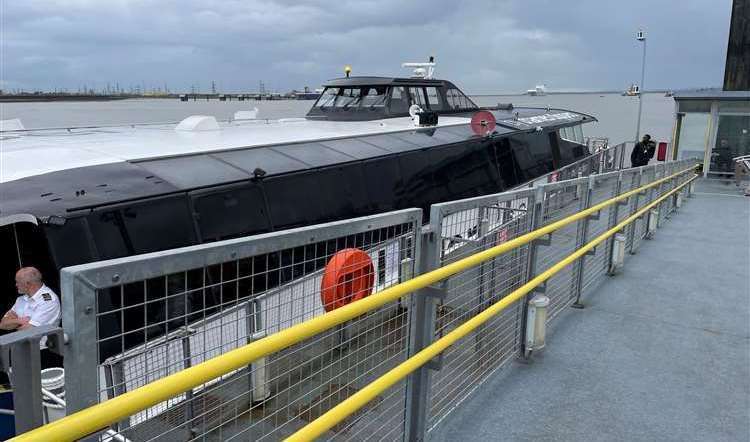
526,85 -> 546,96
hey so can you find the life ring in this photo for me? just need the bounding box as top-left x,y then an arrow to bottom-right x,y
320,248 -> 375,312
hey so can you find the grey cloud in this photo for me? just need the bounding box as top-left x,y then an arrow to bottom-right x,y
0,0 -> 732,93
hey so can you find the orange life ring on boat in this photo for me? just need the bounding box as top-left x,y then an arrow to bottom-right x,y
320,248 -> 375,312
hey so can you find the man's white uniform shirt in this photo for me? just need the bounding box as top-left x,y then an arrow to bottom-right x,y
11,285 -> 61,348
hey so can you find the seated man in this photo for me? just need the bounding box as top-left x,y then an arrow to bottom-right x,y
0,267 -> 62,369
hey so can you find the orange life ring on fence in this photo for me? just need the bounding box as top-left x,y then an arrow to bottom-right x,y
320,248 -> 375,312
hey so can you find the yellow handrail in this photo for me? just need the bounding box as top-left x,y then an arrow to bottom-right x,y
287,173 -> 698,441
12,165 -> 695,442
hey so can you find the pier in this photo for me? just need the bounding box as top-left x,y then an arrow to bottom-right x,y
12,158 -> 746,442
431,178 -> 749,442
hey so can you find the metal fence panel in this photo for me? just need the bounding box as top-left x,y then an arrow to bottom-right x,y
61,210 -> 422,441
426,188 -> 535,431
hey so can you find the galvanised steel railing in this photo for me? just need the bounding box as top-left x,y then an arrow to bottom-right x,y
11,159 -> 697,442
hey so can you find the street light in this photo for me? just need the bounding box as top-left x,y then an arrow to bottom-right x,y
635,29 -> 647,142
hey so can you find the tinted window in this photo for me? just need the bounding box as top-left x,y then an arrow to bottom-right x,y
445,88 -> 478,111
360,87 -> 388,107
121,196 -> 197,254
334,88 -> 361,108
492,137 -> 517,188
408,87 -> 427,108
389,87 -> 409,114
425,87 -> 444,111
509,133 -> 554,179
264,166 -> 367,229
44,217 -> 95,269
554,133 -> 578,166
314,86 -> 387,109
87,210 -> 131,260
434,141 -> 500,199
361,156 -> 402,211
191,184 -> 270,241
315,87 -> 338,108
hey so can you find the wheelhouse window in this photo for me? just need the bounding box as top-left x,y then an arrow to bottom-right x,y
314,87 -> 338,108
425,87 -> 444,111
389,86 -> 409,114
334,88 -> 361,108
560,124 -> 585,144
360,87 -> 388,107
445,88 -> 478,111
408,87 -> 427,108
313,86 -> 387,109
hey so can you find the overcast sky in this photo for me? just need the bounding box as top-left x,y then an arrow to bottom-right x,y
0,0 -> 733,94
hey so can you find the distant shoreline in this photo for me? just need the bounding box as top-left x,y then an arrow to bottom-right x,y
471,90 -> 673,96
0,95 -> 138,103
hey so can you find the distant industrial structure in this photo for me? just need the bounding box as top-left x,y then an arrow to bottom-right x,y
1,84 -> 323,103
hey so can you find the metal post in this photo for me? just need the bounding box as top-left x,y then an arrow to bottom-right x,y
519,187 -> 544,359
474,209 -> 491,358
606,172 -> 625,274
618,142 -> 628,170
404,215 -> 438,441
635,29 -> 647,142
571,176 -> 595,308
627,170 -> 643,254
61,270 -> 100,414
657,164 -> 667,227
181,333 -> 195,432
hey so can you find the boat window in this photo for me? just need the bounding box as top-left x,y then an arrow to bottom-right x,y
334,88 -> 361,108
573,125 -> 584,143
425,87 -> 444,111
389,86 -> 409,114
560,124 -> 585,144
314,86 -> 387,110
120,197 -> 197,254
315,87 -> 338,108
445,88 -> 478,111
408,87 -> 427,108
360,87 -> 387,107
191,184 -> 270,241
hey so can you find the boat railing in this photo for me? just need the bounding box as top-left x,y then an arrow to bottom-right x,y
9,159 -> 698,442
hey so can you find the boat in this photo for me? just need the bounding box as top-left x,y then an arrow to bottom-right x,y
623,84 -> 640,96
0,58 -> 596,356
525,85 -> 547,96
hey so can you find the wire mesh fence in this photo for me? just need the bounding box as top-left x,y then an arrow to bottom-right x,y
427,189 -> 534,430
54,159 -> 697,442
61,210 -> 422,441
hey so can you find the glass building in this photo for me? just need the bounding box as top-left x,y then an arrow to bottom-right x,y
671,90 -> 750,177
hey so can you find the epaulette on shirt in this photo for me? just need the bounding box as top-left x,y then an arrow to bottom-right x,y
41,293 -> 52,302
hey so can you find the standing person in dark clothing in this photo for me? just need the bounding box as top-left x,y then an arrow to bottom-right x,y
631,134 -> 654,167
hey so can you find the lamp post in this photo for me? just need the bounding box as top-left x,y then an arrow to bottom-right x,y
635,29 -> 647,142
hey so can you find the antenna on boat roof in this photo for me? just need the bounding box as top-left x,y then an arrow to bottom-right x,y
402,56 -> 436,79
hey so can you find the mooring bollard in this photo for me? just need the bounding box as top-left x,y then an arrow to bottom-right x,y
609,233 -> 627,274
524,295 -> 550,359
646,209 -> 659,239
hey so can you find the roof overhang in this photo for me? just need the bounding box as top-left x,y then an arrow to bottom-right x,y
673,90 -> 750,101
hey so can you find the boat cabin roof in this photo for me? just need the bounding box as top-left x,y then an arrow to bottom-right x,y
322,76 -> 451,87
0,106 -> 595,221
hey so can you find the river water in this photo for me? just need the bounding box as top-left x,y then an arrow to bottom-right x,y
1,93 -> 675,144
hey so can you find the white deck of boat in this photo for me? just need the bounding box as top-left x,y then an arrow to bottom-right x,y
0,115 -> 471,184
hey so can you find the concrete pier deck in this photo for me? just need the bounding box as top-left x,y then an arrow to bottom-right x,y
429,179 -> 750,442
